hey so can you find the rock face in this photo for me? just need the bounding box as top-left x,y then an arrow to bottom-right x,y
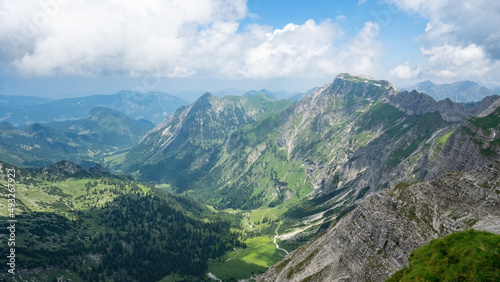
258,107 -> 500,281
425,107 -> 500,179
259,162 -> 500,281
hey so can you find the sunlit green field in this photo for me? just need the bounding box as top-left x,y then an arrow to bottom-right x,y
207,236 -> 288,280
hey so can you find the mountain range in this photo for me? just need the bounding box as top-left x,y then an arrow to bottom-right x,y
0,90 -> 188,126
1,73 -> 499,281
120,74 -> 498,214
409,80 -> 498,103
0,107 -> 154,168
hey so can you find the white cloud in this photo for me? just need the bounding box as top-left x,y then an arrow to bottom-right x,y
389,62 -> 420,79
343,22 -> 382,74
420,44 -> 490,78
0,0 -> 383,81
0,0 -> 248,77
239,20 -> 341,79
385,0 -> 500,86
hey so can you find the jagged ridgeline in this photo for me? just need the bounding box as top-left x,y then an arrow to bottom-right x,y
0,161 -> 243,281
121,73 -> 492,213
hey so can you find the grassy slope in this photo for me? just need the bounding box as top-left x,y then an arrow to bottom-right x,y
387,229 -> 500,281
208,236 -> 287,280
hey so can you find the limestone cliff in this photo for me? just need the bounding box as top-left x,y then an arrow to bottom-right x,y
259,107 -> 500,281
259,161 -> 500,281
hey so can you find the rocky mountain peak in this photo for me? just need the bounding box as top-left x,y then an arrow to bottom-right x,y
0,121 -> 15,131
324,73 -> 392,101
415,79 -> 436,89
197,92 -> 216,101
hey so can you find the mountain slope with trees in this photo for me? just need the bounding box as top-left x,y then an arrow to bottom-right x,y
0,161 -> 242,281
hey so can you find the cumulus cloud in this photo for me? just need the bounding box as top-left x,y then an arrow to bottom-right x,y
239,20 -> 340,78
0,0 -> 382,80
387,0 -> 500,57
385,0 -> 500,86
389,62 -> 420,79
420,44 -> 491,77
1,0 -> 249,77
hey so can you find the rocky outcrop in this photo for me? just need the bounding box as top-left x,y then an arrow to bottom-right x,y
39,160 -> 109,177
259,162 -> 500,281
473,95 -> 500,117
426,107 -> 500,179
388,90 -> 471,122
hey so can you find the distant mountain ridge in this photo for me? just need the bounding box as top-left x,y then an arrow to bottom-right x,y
0,94 -> 52,108
48,107 -> 154,148
409,80 -> 498,103
243,88 -> 277,99
0,90 -> 189,126
0,107 -> 154,168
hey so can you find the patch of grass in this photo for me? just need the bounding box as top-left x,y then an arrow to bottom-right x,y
395,182 -> 411,191
461,126 -> 476,137
103,151 -> 128,166
387,112 -> 445,169
480,147 -> 497,157
387,136 -> 425,168
249,207 -> 286,224
437,129 -> 455,147
158,273 -> 199,281
491,138 -> 500,146
357,102 -> 405,133
469,107 -> 500,132
208,236 -> 286,281
387,229 -> 500,282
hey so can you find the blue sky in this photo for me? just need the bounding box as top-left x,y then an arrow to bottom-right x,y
0,0 -> 498,98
